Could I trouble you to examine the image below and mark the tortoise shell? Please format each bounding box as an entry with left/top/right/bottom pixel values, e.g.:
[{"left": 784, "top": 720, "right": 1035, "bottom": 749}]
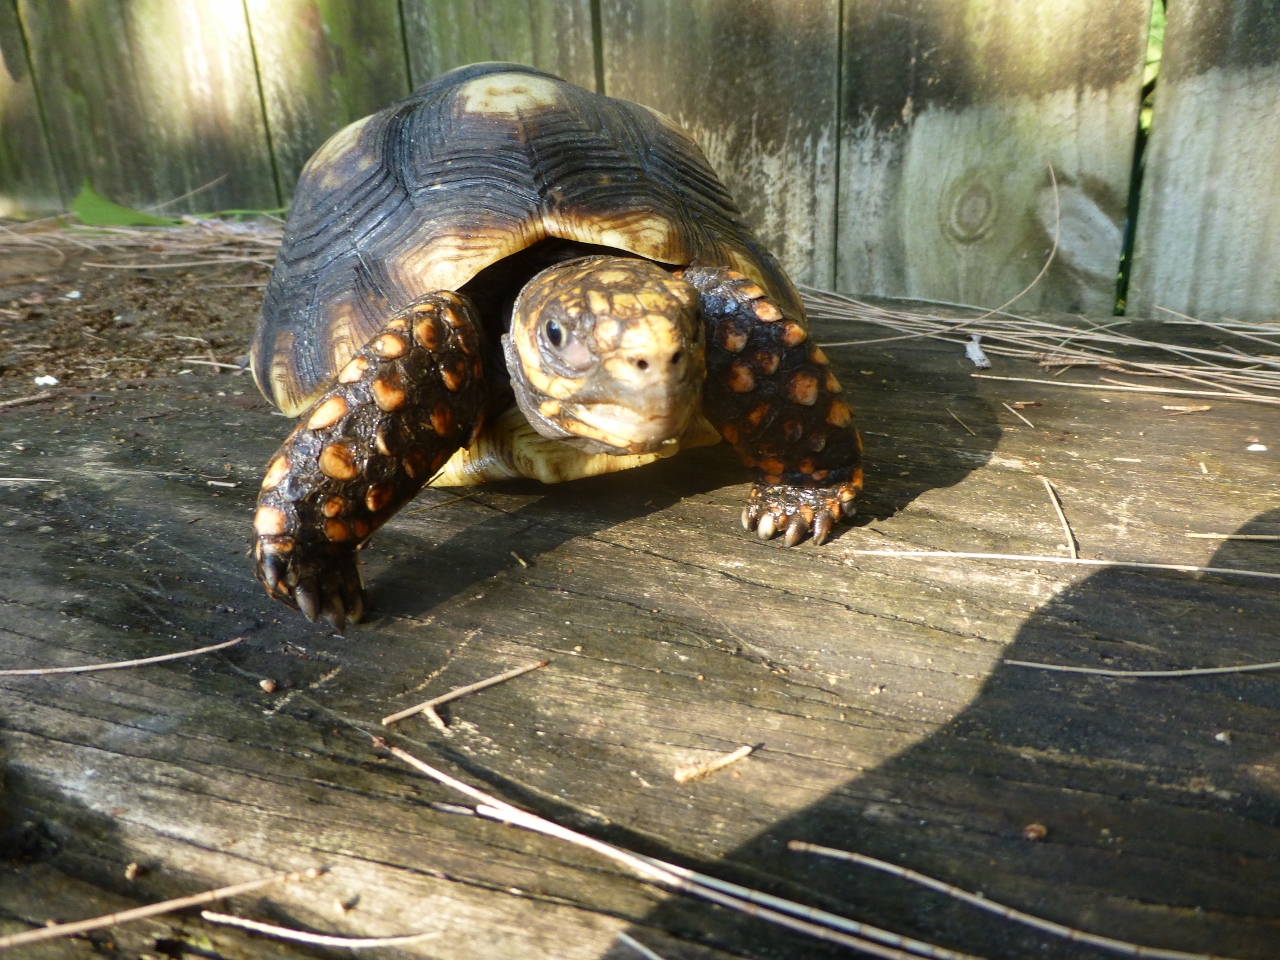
[{"left": 252, "top": 62, "right": 801, "bottom": 417}]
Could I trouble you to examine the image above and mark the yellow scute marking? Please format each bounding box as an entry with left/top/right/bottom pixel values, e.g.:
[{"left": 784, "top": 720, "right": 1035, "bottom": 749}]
[{"left": 459, "top": 75, "right": 563, "bottom": 117}]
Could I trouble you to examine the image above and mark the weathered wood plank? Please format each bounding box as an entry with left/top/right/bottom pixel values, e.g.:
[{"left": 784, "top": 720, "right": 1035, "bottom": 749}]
[
  {"left": 16, "top": 0, "right": 277, "bottom": 213},
  {"left": 0, "top": 0, "right": 61, "bottom": 216},
  {"left": 399, "top": 0, "right": 596, "bottom": 92},
  {"left": 244, "top": 0, "right": 412, "bottom": 200},
  {"left": 1128, "top": 0, "right": 1280, "bottom": 322},
  {"left": 838, "top": 0, "right": 1151, "bottom": 313},
  {"left": 600, "top": 0, "right": 840, "bottom": 288},
  {"left": 3, "top": 263, "right": 1279, "bottom": 958}
]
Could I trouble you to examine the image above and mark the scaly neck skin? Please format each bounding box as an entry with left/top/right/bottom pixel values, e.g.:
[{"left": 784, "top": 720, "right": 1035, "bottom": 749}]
[{"left": 505, "top": 255, "right": 706, "bottom": 455}]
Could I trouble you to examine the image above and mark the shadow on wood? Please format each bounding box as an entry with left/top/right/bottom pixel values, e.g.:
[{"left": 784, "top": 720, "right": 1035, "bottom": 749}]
[{"left": 617, "top": 510, "right": 1280, "bottom": 958}]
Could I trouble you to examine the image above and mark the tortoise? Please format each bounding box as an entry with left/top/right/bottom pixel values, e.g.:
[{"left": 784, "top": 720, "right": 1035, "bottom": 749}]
[{"left": 251, "top": 62, "right": 864, "bottom": 630}]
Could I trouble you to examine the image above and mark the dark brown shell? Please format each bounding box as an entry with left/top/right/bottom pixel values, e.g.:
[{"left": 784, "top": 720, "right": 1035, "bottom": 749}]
[{"left": 253, "top": 62, "right": 800, "bottom": 417}]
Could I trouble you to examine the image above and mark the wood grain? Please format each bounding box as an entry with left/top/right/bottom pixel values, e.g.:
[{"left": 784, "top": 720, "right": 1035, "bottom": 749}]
[
  {"left": 245, "top": 0, "right": 412, "bottom": 200},
  {"left": 1, "top": 282, "right": 1277, "bottom": 957},
  {"left": 0, "top": 0, "right": 61, "bottom": 216},
  {"left": 16, "top": 0, "right": 277, "bottom": 214},
  {"left": 1128, "top": 0, "right": 1280, "bottom": 323},
  {"left": 601, "top": 0, "right": 840, "bottom": 289},
  {"left": 838, "top": 0, "right": 1150, "bottom": 314},
  {"left": 399, "top": 0, "right": 596, "bottom": 91}
]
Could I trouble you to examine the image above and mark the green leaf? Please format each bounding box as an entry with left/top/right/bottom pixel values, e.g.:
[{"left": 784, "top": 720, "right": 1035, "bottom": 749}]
[{"left": 72, "top": 181, "right": 182, "bottom": 226}]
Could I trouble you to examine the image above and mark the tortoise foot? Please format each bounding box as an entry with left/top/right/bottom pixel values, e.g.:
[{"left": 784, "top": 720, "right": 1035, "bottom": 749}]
[
  {"left": 741, "top": 481, "right": 858, "bottom": 546},
  {"left": 252, "top": 292, "right": 487, "bottom": 627},
  {"left": 256, "top": 537, "right": 365, "bottom": 631}
]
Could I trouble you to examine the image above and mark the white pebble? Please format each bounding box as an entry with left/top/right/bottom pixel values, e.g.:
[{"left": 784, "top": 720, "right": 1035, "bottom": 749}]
[
  {"left": 1246, "top": 443, "right": 1267, "bottom": 452},
  {"left": 33, "top": 375, "right": 58, "bottom": 386},
  {"left": 64, "top": 290, "right": 81, "bottom": 299}
]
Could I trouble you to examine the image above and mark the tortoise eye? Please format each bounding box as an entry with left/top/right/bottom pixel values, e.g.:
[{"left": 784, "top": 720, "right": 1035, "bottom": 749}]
[{"left": 545, "top": 319, "right": 564, "bottom": 348}]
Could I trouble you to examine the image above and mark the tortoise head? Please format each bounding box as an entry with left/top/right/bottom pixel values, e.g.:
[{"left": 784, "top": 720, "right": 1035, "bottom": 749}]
[{"left": 503, "top": 256, "right": 705, "bottom": 455}]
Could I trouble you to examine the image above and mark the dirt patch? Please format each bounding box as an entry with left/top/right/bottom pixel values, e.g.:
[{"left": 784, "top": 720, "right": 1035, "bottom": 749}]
[{"left": 0, "top": 248, "right": 266, "bottom": 405}]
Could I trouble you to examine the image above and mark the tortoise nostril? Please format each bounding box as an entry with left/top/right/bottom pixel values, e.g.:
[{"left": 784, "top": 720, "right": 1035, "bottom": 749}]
[
  {"left": 636, "top": 359, "right": 649, "bottom": 371},
  {"left": 671, "top": 351, "right": 683, "bottom": 365}
]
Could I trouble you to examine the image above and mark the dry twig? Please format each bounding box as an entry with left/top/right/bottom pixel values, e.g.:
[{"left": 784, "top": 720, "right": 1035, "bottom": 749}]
[
  {"left": 200, "top": 912, "right": 438, "bottom": 949},
  {"left": 1002, "top": 402, "right": 1036, "bottom": 428},
  {"left": 1004, "top": 658, "right": 1280, "bottom": 679},
  {"left": 381, "top": 660, "right": 548, "bottom": 726},
  {"left": 0, "top": 868, "right": 322, "bottom": 950},
  {"left": 971, "top": 374, "right": 1280, "bottom": 406},
  {"left": 1039, "top": 478, "right": 1078, "bottom": 559},
  {"left": 0, "top": 391, "right": 55, "bottom": 410},
  {"left": 946, "top": 408, "right": 977, "bottom": 436},
  {"left": 844, "top": 549, "right": 1280, "bottom": 582},
  {"left": 616, "top": 931, "right": 669, "bottom": 960},
  {"left": 1185, "top": 533, "right": 1279, "bottom": 541},
  {"left": 384, "top": 744, "right": 982, "bottom": 960},
  {"left": 0, "top": 636, "right": 244, "bottom": 677},
  {"left": 790, "top": 841, "right": 1238, "bottom": 960}
]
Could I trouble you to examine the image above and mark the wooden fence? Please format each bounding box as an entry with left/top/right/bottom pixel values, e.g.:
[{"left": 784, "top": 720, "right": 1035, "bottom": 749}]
[{"left": 1, "top": 0, "right": 1277, "bottom": 320}]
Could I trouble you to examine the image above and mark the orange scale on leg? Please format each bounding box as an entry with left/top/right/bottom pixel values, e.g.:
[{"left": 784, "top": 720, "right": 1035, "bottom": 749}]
[
  {"left": 324, "top": 519, "right": 352, "bottom": 542},
  {"left": 404, "top": 449, "right": 428, "bottom": 479},
  {"left": 753, "top": 301, "right": 782, "bottom": 322},
  {"left": 759, "top": 457, "right": 785, "bottom": 475},
  {"left": 786, "top": 371, "right": 819, "bottom": 406},
  {"left": 365, "top": 483, "right": 394, "bottom": 513},
  {"left": 745, "top": 403, "right": 772, "bottom": 428},
  {"left": 726, "top": 361, "right": 755, "bottom": 393},
  {"left": 827, "top": 400, "right": 853, "bottom": 428}
]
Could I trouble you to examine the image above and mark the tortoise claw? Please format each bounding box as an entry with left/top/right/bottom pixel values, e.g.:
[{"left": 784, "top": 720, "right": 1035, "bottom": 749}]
[
  {"left": 812, "top": 513, "right": 834, "bottom": 545},
  {"left": 323, "top": 592, "right": 347, "bottom": 633},
  {"left": 296, "top": 581, "right": 321, "bottom": 622},
  {"left": 260, "top": 553, "right": 287, "bottom": 592},
  {"left": 756, "top": 513, "right": 777, "bottom": 540},
  {"left": 783, "top": 514, "right": 809, "bottom": 548}
]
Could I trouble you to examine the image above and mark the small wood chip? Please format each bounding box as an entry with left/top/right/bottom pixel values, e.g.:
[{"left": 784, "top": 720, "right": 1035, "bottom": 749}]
[
  {"left": 259, "top": 678, "right": 277, "bottom": 693},
  {"left": 1023, "top": 822, "right": 1048, "bottom": 841},
  {"left": 1162, "top": 404, "right": 1212, "bottom": 414},
  {"left": 674, "top": 744, "right": 753, "bottom": 784}
]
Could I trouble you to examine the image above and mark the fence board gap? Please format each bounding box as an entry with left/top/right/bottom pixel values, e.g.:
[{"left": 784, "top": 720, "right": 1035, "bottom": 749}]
[
  {"left": 837, "top": 0, "right": 1150, "bottom": 314},
  {"left": 1129, "top": 0, "right": 1280, "bottom": 323}
]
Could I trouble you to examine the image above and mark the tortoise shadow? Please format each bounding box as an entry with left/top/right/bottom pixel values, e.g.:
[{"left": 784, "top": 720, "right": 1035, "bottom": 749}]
[{"left": 602, "top": 510, "right": 1280, "bottom": 958}]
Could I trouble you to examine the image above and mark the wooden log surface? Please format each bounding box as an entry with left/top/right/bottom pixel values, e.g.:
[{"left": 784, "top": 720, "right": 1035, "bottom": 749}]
[
  {"left": 244, "top": 0, "right": 413, "bottom": 200},
  {"left": 400, "top": 0, "right": 597, "bottom": 92},
  {"left": 0, "top": 0, "right": 61, "bottom": 217},
  {"left": 838, "top": 0, "right": 1151, "bottom": 315},
  {"left": 601, "top": 0, "right": 840, "bottom": 289},
  {"left": 1, "top": 261, "right": 1279, "bottom": 958},
  {"left": 15, "top": 0, "right": 278, "bottom": 213},
  {"left": 1128, "top": 0, "right": 1280, "bottom": 323}
]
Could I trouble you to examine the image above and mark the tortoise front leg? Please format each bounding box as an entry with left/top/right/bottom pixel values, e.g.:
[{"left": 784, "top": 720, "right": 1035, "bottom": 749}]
[
  {"left": 253, "top": 293, "right": 487, "bottom": 629},
  {"left": 682, "top": 267, "right": 863, "bottom": 546}
]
